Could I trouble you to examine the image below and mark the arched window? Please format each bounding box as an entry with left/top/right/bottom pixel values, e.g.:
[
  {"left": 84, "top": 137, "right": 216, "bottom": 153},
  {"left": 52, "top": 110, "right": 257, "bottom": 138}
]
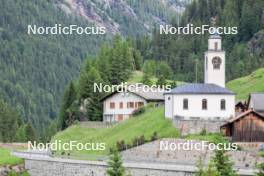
[
  {"left": 202, "top": 99, "right": 207, "bottom": 110},
  {"left": 212, "top": 57, "right": 222, "bottom": 69},
  {"left": 183, "top": 99, "right": 188, "bottom": 110},
  {"left": 221, "top": 99, "right": 226, "bottom": 110}
]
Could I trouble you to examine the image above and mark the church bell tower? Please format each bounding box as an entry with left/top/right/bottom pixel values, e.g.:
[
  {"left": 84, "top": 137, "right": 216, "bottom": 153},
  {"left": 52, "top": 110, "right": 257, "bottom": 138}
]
[{"left": 204, "top": 32, "right": 225, "bottom": 87}]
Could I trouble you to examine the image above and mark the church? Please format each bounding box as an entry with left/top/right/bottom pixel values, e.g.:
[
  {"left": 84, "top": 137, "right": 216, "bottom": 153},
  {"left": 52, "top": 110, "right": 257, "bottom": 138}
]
[{"left": 164, "top": 32, "right": 235, "bottom": 121}]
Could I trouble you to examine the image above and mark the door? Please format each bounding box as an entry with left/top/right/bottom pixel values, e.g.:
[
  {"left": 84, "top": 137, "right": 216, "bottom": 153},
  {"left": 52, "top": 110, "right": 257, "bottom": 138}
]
[{"left": 118, "top": 114, "right": 123, "bottom": 121}]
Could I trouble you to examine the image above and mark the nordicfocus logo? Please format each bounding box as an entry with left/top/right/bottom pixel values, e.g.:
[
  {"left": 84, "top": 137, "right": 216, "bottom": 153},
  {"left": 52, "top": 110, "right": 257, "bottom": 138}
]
[
  {"left": 28, "top": 140, "right": 106, "bottom": 151},
  {"left": 27, "top": 24, "right": 106, "bottom": 35},
  {"left": 160, "top": 24, "right": 238, "bottom": 35},
  {"left": 160, "top": 140, "right": 238, "bottom": 151},
  {"left": 93, "top": 82, "right": 171, "bottom": 93}
]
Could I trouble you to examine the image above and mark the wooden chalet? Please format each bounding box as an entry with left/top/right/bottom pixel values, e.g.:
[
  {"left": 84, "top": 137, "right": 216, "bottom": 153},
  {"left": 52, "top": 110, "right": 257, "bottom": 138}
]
[{"left": 221, "top": 109, "right": 264, "bottom": 142}]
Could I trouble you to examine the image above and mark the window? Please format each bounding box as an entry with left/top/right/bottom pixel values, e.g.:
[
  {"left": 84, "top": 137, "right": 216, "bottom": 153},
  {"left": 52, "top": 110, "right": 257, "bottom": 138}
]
[
  {"left": 214, "top": 42, "right": 218, "bottom": 50},
  {"left": 137, "top": 102, "right": 144, "bottom": 107},
  {"left": 221, "top": 99, "right": 226, "bottom": 110},
  {"left": 202, "top": 99, "right": 207, "bottom": 110},
  {"left": 119, "top": 102, "right": 123, "bottom": 109},
  {"left": 183, "top": 99, "right": 188, "bottom": 110},
  {"left": 110, "top": 102, "right": 115, "bottom": 109},
  {"left": 117, "top": 114, "right": 123, "bottom": 121},
  {"left": 127, "top": 102, "right": 134, "bottom": 108}
]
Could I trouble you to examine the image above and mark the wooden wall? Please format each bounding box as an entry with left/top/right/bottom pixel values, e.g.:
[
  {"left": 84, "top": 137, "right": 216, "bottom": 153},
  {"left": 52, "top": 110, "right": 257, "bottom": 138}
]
[{"left": 232, "top": 113, "right": 264, "bottom": 142}]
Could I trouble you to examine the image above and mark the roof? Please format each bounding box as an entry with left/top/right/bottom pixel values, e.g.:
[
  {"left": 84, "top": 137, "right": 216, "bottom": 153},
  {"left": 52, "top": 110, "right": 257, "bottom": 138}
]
[
  {"left": 100, "top": 85, "right": 164, "bottom": 102},
  {"left": 221, "top": 109, "right": 264, "bottom": 127},
  {"left": 249, "top": 93, "right": 264, "bottom": 112},
  {"left": 164, "top": 83, "right": 235, "bottom": 95},
  {"left": 209, "top": 33, "right": 221, "bottom": 39},
  {"left": 209, "top": 27, "right": 221, "bottom": 39}
]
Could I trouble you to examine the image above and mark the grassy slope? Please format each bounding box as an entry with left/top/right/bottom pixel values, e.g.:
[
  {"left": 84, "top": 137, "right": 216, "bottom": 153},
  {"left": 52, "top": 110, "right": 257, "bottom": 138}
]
[
  {"left": 227, "top": 68, "right": 264, "bottom": 100},
  {"left": 53, "top": 106, "right": 179, "bottom": 157},
  {"left": 0, "top": 147, "right": 23, "bottom": 166}
]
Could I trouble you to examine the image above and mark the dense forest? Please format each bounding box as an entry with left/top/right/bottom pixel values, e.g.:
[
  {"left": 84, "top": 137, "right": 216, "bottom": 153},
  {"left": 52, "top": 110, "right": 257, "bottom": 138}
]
[
  {"left": 0, "top": 97, "right": 36, "bottom": 142},
  {"left": 0, "top": 0, "right": 106, "bottom": 132},
  {"left": 134, "top": 0, "right": 264, "bottom": 82},
  {"left": 0, "top": 0, "right": 187, "bottom": 135}
]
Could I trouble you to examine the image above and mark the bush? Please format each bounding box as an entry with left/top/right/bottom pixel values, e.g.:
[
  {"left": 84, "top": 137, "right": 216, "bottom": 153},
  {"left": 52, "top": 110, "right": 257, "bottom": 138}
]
[
  {"left": 116, "top": 140, "right": 126, "bottom": 151},
  {"left": 151, "top": 131, "right": 158, "bottom": 141},
  {"left": 132, "top": 106, "right": 146, "bottom": 116}
]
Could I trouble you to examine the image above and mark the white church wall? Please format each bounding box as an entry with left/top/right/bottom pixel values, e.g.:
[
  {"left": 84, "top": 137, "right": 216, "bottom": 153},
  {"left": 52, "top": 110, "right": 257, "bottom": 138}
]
[
  {"left": 208, "top": 38, "right": 222, "bottom": 50},
  {"left": 168, "top": 94, "right": 235, "bottom": 120},
  {"left": 164, "top": 94, "right": 173, "bottom": 118}
]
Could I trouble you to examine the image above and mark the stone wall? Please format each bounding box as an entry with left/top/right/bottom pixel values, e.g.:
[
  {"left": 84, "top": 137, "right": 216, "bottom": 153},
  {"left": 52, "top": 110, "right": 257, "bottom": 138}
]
[
  {"left": 13, "top": 138, "right": 262, "bottom": 176},
  {"left": 79, "top": 121, "right": 114, "bottom": 128},
  {"left": 173, "top": 119, "right": 225, "bottom": 136},
  {"left": 121, "top": 139, "right": 264, "bottom": 171},
  {"left": 22, "top": 157, "right": 196, "bottom": 176}
]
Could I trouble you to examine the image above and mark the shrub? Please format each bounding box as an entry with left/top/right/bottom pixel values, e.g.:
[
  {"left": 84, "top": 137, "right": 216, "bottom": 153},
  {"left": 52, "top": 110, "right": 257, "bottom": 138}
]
[
  {"left": 132, "top": 106, "right": 146, "bottom": 116},
  {"left": 116, "top": 140, "right": 126, "bottom": 151},
  {"left": 151, "top": 131, "right": 158, "bottom": 141}
]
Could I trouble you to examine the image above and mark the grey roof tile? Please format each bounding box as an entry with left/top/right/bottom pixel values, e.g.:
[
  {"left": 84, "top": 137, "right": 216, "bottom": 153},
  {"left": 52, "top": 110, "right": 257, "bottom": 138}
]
[
  {"left": 251, "top": 93, "right": 264, "bottom": 112},
  {"left": 165, "top": 83, "right": 235, "bottom": 95}
]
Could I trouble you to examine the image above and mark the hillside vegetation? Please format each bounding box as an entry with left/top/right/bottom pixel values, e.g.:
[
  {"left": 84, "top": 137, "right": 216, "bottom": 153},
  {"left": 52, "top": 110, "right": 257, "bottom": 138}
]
[
  {"left": 52, "top": 106, "right": 179, "bottom": 157},
  {"left": 0, "top": 147, "right": 23, "bottom": 166},
  {"left": 128, "top": 70, "right": 184, "bottom": 86},
  {"left": 227, "top": 68, "right": 264, "bottom": 100}
]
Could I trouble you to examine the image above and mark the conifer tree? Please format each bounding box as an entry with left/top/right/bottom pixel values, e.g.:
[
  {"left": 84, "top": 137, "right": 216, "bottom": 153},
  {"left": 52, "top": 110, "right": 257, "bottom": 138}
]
[
  {"left": 141, "top": 73, "right": 152, "bottom": 86},
  {"left": 59, "top": 81, "right": 77, "bottom": 130},
  {"left": 107, "top": 150, "right": 125, "bottom": 176},
  {"left": 25, "top": 122, "right": 36, "bottom": 142},
  {"left": 133, "top": 49, "right": 143, "bottom": 70},
  {"left": 0, "top": 98, "right": 23, "bottom": 142},
  {"left": 257, "top": 153, "right": 264, "bottom": 176},
  {"left": 213, "top": 150, "right": 238, "bottom": 176},
  {"left": 15, "top": 125, "right": 26, "bottom": 142},
  {"left": 85, "top": 67, "right": 104, "bottom": 121},
  {"left": 196, "top": 158, "right": 220, "bottom": 176},
  {"left": 156, "top": 75, "right": 167, "bottom": 86}
]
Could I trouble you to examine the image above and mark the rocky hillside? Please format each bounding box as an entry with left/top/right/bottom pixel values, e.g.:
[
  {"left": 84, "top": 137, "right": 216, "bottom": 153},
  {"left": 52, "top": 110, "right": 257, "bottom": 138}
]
[{"left": 56, "top": 0, "right": 189, "bottom": 36}]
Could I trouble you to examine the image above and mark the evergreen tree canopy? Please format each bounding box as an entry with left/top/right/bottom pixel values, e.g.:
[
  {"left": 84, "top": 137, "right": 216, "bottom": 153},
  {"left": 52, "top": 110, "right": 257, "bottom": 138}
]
[{"left": 107, "top": 150, "right": 125, "bottom": 176}]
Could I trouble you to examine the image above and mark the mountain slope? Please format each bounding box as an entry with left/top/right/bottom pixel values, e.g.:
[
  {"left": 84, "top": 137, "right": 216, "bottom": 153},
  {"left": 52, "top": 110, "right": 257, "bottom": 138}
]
[
  {"left": 227, "top": 68, "right": 264, "bottom": 100},
  {"left": 0, "top": 0, "right": 189, "bottom": 132},
  {"left": 0, "top": 0, "right": 106, "bottom": 130},
  {"left": 57, "top": 0, "right": 188, "bottom": 36}
]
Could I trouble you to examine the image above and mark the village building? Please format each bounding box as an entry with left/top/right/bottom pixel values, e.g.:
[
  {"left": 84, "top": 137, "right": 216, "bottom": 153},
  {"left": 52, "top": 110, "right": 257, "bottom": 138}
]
[
  {"left": 164, "top": 32, "right": 235, "bottom": 120},
  {"left": 221, "top": 109, "right": 264, "bottom": 142},
  {"left": 101, "top": 85, "right": 164, "bottom": 122},
  {"left": 247, "top": 93, "right": 264, "bottom": 116}
]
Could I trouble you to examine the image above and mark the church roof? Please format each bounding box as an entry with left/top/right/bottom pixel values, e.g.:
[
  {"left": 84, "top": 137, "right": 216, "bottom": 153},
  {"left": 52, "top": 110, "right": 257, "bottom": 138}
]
[{"left": 164, "top": 83, "right": 235, "bottom": 95}]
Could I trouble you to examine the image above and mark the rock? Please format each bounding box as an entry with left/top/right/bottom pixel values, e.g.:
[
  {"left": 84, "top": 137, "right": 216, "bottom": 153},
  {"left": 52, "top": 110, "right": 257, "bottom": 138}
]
[{"left": 248, "top": 30, "right": 264, "bottom": 57}]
